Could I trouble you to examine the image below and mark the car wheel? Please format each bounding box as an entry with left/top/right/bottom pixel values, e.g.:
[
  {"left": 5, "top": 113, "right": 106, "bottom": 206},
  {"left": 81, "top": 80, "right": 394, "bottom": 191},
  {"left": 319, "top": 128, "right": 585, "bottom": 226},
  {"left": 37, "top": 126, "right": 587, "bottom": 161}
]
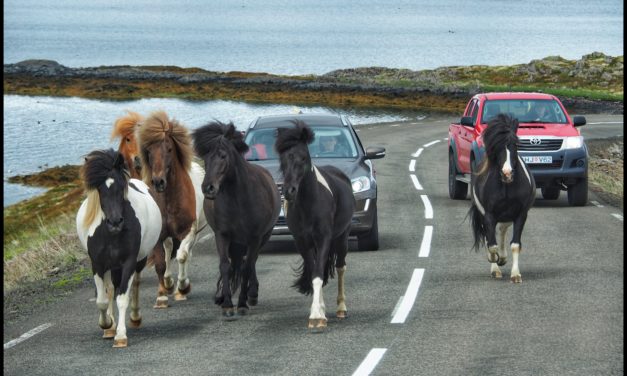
[
  {"left": 357, "top": 208, "right": 379, "bottom": 251},
  {"left": 541, "top": 187, "right": 561, "bottom": 200},
  {"left": 567, "top": 177, "right": 588, "bottom": 206},
  {"left": 449, "top": 151, "right": 468, "bottom": 199}
]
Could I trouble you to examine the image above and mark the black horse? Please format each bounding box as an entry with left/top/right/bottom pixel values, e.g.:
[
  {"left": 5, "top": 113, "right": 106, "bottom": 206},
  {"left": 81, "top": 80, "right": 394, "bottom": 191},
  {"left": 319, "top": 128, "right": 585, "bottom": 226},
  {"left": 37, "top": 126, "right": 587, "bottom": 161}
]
[
  {"left": 275, "top": 120, "right": 355, "bottom": 331},
  {"left": 192, "top": 121, "right": 281, "bottom": 319},
  {"left": 469, "top": 114, "right": 536, "bottom": 283}
]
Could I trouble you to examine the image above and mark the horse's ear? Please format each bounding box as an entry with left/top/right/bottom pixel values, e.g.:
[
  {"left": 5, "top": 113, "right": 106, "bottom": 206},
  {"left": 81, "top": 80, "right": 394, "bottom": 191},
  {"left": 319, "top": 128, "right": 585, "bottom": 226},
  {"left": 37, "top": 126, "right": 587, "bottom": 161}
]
[
  {"left": 225, "top": 122, "right": 249, "bottom": 154},
  {"left": 300, "top": 125, "right": 315, "bottom": 145}
]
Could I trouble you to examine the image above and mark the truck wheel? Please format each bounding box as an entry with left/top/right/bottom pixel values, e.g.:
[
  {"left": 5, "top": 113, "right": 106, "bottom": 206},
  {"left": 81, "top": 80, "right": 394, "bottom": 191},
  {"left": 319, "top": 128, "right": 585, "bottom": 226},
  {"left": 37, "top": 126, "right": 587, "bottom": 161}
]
[
  {"left": 541, "top": 187, "right": 561, "bottom": 200},
  {"left": 567, "top": 178, "right": 588, "bottom": 206},
  {"left": 357, "top": 209, "right": 379, "bottom": 251},
  {"left": 449, "top": 151, "right": 468, "bottom": 199}
]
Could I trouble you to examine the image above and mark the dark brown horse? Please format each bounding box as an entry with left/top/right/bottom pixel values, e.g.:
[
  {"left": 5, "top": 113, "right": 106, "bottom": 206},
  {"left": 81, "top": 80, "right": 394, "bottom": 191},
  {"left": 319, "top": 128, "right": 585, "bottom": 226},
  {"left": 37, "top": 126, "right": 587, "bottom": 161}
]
[
  {"left": 137, "top": 110, "right": 207, "bottom": 308},
  {"left": 111, "top": 111, "right": 143, "bottom": 180},
  {"left": 275, "top": 121, "right": 355, "bottom": 331},
  {"left": 192, "top": 121, "right": 280, "bottom": 319}
]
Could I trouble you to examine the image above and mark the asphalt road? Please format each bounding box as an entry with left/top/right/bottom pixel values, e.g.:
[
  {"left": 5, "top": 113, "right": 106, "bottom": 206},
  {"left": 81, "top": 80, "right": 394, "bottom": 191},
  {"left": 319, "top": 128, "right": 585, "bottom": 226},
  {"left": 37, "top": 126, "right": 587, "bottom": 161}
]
[{"left": 4, "top": 114, "right": 623, "bottom": 375}]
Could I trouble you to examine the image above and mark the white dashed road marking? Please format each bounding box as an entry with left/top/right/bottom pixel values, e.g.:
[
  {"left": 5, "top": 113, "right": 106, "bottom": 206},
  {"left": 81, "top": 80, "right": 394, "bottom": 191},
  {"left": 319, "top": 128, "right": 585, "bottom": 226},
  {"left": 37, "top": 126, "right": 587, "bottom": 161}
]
[
  {"left": 352, "top": 348, "right": 388, "bottom": 376},
  {"left": 4, "top": 323, "right": 53, "bottom": 350},
  {"left": 409, "top": 159, "right": 416, "bottom": 172},
  {"left": 411, "top": 148, "right": 423, "bottom": 158},
  {"left": 418, "top": 226, "right": 433, "bottom": 258},
  {"left": 611, "top": 213, "right": 623, "bottom": 221},
  {"left": 423, "top": 140, "right": 440, "bottom": 148},
  {"left": 420, "top": 195, "right": 433, "bottom": 219},
  {"left": 391, "top": 269, "right": 425, "bottom": 324},
  {"left": 410, "top": 174, "right": 423, "bottom": 190}
]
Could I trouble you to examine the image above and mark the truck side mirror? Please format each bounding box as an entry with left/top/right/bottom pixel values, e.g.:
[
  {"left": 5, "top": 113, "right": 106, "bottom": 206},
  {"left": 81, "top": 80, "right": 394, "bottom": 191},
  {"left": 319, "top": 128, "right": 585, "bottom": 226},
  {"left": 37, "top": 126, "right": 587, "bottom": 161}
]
[
  {"left": 572, "top": 115, "right": 586, "bottom": 127},
  {"left": 460, "top": 116, "right": 474, "bottom": 127},
  {"left": 364, "top": 146, "right": 386, "bottom": 160}
]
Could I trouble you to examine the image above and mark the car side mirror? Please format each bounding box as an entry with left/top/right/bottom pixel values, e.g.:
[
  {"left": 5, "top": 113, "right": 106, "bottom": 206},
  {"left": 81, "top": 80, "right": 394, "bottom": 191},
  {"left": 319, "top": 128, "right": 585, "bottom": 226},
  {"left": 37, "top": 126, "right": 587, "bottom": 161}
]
[
  {"left": 460, "top": 116, "right": 475, "bottom": 127},
  {"left": 365, "top": 146, "right": 386, "bottom": 160},
  {"left": 572, "top": 115, "right": 586, "bottom": 127}
]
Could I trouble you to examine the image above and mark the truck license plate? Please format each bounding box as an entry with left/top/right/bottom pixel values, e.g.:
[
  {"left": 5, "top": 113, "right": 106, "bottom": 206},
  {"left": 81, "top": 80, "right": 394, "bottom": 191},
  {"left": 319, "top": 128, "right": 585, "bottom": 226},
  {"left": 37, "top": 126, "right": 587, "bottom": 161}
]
[{"left": 522, "top": 156, "right": 552, "bottom": 164}]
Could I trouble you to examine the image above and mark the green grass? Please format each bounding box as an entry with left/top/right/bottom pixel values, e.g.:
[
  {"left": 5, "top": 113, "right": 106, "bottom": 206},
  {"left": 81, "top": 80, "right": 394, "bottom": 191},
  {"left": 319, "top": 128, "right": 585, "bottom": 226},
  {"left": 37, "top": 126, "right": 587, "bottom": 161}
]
[{"left": 52, "top": 267, "right": 92, "bottom": 289}]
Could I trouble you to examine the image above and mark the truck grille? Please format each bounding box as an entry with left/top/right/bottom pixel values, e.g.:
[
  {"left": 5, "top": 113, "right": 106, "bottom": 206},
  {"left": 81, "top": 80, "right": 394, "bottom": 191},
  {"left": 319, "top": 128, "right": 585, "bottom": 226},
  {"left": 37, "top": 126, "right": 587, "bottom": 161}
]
[{"left": 518, "top": 139, "right": 563, "bottom": 151}]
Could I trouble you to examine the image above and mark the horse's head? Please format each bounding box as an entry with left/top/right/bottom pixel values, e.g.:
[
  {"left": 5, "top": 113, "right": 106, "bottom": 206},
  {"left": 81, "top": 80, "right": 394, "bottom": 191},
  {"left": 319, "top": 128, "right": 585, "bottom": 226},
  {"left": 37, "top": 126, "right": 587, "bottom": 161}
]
[
  {"left": 138, "top": 111, "right": 193, "bottom": 193},
  {"left": 192, "top": 120, "right": 248, "bottom": 200},
  {"left": 81, "top": 149, "right": 130, "bottom": 233},
  {"left": 483, "top": 114, "right": 520, "bottom": 184},
  {"left": 111, "top": 111, "right": 143, "bottom": 180},
  {"left": 275, "top": 121, "right": 315, "bottom": 201}
]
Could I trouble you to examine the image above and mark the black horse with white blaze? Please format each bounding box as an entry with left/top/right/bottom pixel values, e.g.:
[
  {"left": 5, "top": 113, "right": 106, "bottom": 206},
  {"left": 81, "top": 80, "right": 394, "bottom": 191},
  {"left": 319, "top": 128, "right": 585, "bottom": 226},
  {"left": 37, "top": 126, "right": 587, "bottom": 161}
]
[
  {"left": 469, "top": 114, "right": 536, "bottom": 283},
  {"left": 275, "top": 120, "right": 355, "bottom": 331}
]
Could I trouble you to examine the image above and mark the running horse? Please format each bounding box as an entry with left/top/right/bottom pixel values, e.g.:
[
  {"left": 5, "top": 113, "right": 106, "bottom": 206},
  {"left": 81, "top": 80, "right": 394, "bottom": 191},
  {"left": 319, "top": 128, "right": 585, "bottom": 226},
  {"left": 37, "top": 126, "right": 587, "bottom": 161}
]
[
  {"left": 274, "top": 121, "right": 355, "bottom": 331},
  {"left": 137, "top": 110, "right": 207, "bottom": 308},
  {"left": 76, "top": 149, "right": 162, "bottom": 347},
  {"left": 111, "top": 111, "right": 143, "bottom": 180},
  {"left": 469, "top": 113, "right": 536, "bottom": 283},
  {"left": 192, "top": 121, "right": 280, "bottom": 319}
]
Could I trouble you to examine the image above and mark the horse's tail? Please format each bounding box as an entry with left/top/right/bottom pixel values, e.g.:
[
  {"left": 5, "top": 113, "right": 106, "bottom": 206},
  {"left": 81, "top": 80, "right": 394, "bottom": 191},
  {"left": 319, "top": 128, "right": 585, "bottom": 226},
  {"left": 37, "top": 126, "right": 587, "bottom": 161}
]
[
  {"left": 292, "top": 247, "right": 337, "bottom": 295},
  {"left": 468, "top": 203, "right": 487, "bottom": 252}
]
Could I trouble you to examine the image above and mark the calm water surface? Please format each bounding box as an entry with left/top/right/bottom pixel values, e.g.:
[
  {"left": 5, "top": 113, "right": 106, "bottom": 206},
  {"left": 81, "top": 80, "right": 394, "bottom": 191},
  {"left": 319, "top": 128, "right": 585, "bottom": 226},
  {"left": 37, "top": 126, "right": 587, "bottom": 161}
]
[
  {"left": 4, "top": 0, "right": 623, "bottom": 75},
  {"left": 3, "top": 95, "right": 430, "bottom": 206}
]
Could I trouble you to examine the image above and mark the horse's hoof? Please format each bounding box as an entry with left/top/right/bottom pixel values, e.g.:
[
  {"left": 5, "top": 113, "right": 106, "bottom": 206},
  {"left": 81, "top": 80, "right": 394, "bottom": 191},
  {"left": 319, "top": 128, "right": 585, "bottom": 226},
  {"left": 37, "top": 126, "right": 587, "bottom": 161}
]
[
  {"left": 129, "top": 317, "right": 142, "bottom": 328},
  {"left": 308, "top": 318, "right": 327, "bottom": 332},
  {"left": 496, "top": 257, "right": 508, "bottom": 267},
  {"left": 336, "top": 310, "right": 348, "bottom": 319},
  {"left": 164, "top": 277, "right": 175, "bottom": 294},
  {"left": 112, "top": 337, "right": 128, "bottom": 348},
  {"left": 154, "top": 297, "right": 169, "bottom": 309},
  {"left": 248, "top": 296, "right": 258, "bottom": 306},
  {"left": 511, "top": 275, "right": 522, "bottom": 283},
  {"left": 102, "top": 328, "right": 116, "bottom": 339},
  {"left": 174, "top": 291, "right": 187, "bottom": 301},
  {"left": 491, "top": 270, "right": 502, "bottom": 279},
  {"left": 222, "top": 308, "right": 237, "bottom": 320},
  {"left": 237, "top": 306, "right": 249, "bottom": 316}
]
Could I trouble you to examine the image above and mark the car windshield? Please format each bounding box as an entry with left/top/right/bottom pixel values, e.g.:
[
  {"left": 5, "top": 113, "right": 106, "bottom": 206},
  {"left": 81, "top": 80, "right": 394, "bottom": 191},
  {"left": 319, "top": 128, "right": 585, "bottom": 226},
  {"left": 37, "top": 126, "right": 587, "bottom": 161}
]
[
  {"left": 244, "top": 126, "right": 358, "bottom": 160},
  {"left": 481, "top": 99, "right": 568, "bottom": 124}
]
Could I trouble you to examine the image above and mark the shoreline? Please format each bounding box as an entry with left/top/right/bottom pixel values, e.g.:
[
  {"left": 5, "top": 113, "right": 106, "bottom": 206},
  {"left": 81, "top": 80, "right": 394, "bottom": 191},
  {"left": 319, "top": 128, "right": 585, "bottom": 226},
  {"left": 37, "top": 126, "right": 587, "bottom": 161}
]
[{"left": 4, "top": 52, "right": 623, "bottom": 115}]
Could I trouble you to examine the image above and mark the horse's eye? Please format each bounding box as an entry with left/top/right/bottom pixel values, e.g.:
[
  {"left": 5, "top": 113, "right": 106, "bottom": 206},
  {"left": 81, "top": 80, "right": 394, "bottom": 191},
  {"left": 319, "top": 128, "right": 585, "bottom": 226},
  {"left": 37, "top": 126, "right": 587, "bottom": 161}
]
[
  {"left": 168, "top": 147, "right": 172, "bottom": 153},
  {"left": 126, "top": 137, "right": 131, "bottom": 143}
]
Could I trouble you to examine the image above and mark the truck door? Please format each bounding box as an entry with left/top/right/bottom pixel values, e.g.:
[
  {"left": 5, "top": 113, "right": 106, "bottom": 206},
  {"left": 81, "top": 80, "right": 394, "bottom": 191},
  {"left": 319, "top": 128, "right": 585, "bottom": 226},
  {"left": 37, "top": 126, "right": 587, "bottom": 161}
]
[{"left": 458, "top": 99, "right": 479, "bottom": 172}]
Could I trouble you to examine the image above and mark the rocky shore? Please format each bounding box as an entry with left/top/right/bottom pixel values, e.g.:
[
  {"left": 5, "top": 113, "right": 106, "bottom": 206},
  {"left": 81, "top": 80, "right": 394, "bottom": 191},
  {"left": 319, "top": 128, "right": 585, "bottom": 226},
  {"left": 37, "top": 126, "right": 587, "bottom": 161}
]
[{"left": 4, "top": 52, "right": 623, "bottom": 114}]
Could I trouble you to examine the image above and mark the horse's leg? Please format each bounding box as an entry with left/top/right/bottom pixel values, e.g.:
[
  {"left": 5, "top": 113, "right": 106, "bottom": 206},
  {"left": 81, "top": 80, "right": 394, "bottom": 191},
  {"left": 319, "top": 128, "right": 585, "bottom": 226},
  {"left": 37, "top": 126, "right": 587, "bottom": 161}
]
[
  {"left": 308, "top": 235, "right": 332, "bottom": 331},
  {"left": 215, "top": 234, "right": 235, "bottom": 318},
  {"left": 483, "top": 213, "right": 500, "bottom": 264},
  {"left": 175, "top": 228, "right": 195, "bottom": 301},
  {"left": 112, "top": 262, "right": 136, "bottom": 348},
  {"left": 248, "top": 232, "right": 271, "bottom": 307},
  {"left": 509, "top": 214, "right": 529, "bottom": 283},
  {"left": 129, "top": 271, "right": 142, "bottom": 328},
  {"left": 94, "top": 271, "right": 116, "bottom": 339},
  {"left": 163, "top": 237, "right": 176, "bottom": 295},
  {"left": 496, "top": 222, "right": 512, "bottom": 266},
  {"left": 334, "top": 231, "right": 350, "bottom": 319},
  {"left": 237, "top": 241, "right": 263, "bottom": 315},
  {"left": 152, "top": 241, "right": 169, "bottom": 309}
]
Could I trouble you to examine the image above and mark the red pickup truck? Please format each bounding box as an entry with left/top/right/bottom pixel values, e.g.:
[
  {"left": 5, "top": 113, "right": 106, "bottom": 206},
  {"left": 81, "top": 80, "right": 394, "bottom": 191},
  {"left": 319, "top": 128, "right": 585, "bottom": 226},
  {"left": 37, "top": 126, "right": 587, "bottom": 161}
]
[{"left": 448, "top": 92, "right": 588, "bottom": 206}]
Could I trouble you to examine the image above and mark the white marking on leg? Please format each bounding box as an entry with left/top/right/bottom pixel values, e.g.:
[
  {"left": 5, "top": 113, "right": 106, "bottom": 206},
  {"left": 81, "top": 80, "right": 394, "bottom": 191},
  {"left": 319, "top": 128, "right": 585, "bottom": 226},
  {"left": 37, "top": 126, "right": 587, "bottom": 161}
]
[
  {"left": 391, "top": 268, "right": 425, "bottom": 324},
  {"left": 337, "top": 266, "right": 347, "bottom": 314},
  {"left": 418, "top": 226, "right": 433, "bottom": 258},
  {"left": 163, "top": 238, "right": 174, "bottom": 287},
  {"left": 497, "top": 222, "right": 512, "bottom": 260},
  {"left": 115, "top": 274, "right": 134, "bottom": 342},
  {"left": 352, "top": 348, "right": 387, "bottom": 376},
  {"left": 130, "top": 272, "right": 141, "bottom": 322},
  {"left": 490, "top": 263, "right": 502, "bottom": 278},
  {"left": 420, "top": 195, "right": 433, "bottom": 219},
  {"left": 511, "top": 243, "right": 521, "bottom": 281},
  {"left": 410, "top": 174, "right": 423, "bottom": 190},
  {"left": 310, "top": 277, "right": 325, "bottom": 320},
  {"left": 95, "top": 273, "right": 113, "bottom": 329},
  {"left": 4, "top": 323, "right": 53, "bottom": 350}
]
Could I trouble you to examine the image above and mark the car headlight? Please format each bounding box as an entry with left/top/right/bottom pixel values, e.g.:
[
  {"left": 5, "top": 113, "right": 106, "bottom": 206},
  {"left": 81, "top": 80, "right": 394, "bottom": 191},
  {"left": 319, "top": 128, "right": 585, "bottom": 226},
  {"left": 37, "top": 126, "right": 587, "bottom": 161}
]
[
  {"left": 564, "top": 136, "right": 584, "bottom": 149},
  {"left": 351, "top": 176, "right": 371, "bottom": 193}
]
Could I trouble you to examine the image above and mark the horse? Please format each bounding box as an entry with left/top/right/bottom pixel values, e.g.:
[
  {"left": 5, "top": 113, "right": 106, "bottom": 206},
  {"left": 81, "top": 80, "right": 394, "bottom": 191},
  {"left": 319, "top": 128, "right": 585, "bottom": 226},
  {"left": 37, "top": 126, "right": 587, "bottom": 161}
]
[
  {"left": 469, "top": 113, "right": 536, "bottom": 283},
  {"left": 192, "top": 120, "right": 281, "bottom": 319},
  {"left": 137, "top": 110, "right": 207, "bottom": 308},
  {"left": 274, "top": 120, "right": 355, "bottom": 331},
  {"left": 76, "top": 149, "right": 162, "bottom": 348},
  {"left": 111, "top": 111, "right": 143, "bottom": 180}
]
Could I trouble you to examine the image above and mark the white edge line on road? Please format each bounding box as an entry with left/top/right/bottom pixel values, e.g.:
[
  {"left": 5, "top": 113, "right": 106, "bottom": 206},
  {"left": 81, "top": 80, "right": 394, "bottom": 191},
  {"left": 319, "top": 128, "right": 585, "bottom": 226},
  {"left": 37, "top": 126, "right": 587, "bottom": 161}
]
[
  {"left": 591, "top": 200, "right": 604, "bottom": 208},
  {"left": 419, "top": 226, "right": 433, "bottom": 258},
  {"left": 4, "top": 323, "right": 53, "bottom": 350},
  {"left": 611, "top": 213, "right": 623, "bottom": 221},
  {"left": 587, "top": 121, "right": 623, "bottom": 125},
  {"left": 423, "top": 140, "right": 441, "bottom": 148},
  {"left": 391, "top": 268, "right": 425, "bottom": 324},
  {"left": 443, "top": 137, "right": 448, "bottom": 141},
  {"left": 391, "top": 124, "right": 401, "bottom": 127},
  {"left": 409, "top": 159, "right": 416, "bottom": 172},
  {"left": 411, "top": 148, "right": 424, "bottom": 158},
  {"left": 420, "top": 195, "right": 433, "bottom": 219},
  {"left": 410, "top": 174, "right": 423, "bottom": 190},
  {"left": 352, "top": 348, "right": 388, "bottom": 376}
]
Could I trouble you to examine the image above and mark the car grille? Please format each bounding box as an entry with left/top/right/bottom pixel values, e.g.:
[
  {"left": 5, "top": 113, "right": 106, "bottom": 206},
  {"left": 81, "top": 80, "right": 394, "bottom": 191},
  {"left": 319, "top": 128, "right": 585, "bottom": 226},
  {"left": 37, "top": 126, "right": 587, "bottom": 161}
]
[{"left": 518, "top": 139, "right": 563, "bottom": 151}]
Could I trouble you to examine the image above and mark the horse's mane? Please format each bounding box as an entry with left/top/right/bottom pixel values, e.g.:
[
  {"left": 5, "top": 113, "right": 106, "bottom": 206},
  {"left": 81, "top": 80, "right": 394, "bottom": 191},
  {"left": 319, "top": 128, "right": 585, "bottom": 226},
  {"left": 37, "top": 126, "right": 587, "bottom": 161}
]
[
  {"left": 192, "top": 120, "right": 249, "bottom": 157},
  {"left": 80, "top": 149, "right": 129, "bottom": 228},
  {"left": 138, "top": 111, "right": 194, "bottom": 178},
  {"left": 110, "top": 110, "right": 143, "bottom": 141},
  {"left": 476, "top": 114, "right": 519, "bottom": 175},
  {"left": 275, "top": 120, "right": 315, "bottom": 154}
]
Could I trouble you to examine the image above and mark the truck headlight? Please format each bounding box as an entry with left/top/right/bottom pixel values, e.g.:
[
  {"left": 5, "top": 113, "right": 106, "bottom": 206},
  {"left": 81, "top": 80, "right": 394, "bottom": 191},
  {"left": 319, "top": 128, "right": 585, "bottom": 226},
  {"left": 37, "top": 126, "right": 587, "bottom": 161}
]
[
  {"left": 351, "top": 176, "right": 371, "bottom": 193},
  {"left": 564, "top": 136, "right": 584, "bottom": 149}
]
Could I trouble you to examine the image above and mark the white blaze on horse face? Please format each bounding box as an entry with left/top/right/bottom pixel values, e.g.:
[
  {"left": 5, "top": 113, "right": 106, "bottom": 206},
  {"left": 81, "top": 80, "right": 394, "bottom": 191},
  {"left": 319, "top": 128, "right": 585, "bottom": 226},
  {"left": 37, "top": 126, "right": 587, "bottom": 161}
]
[
  {"left": 105, "top": 177, "right": 115, "bottom": 189},
  {"left": 502, "top": 148, "right": 513, "bottom": 179}
]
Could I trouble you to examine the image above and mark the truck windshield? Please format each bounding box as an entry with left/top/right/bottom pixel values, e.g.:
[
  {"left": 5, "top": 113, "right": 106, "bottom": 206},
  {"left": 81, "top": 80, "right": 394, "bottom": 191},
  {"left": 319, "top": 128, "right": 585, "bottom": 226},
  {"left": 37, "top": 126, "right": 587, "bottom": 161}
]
[{"left": 481, "top": 99, "right": 568, "bottom": 124}]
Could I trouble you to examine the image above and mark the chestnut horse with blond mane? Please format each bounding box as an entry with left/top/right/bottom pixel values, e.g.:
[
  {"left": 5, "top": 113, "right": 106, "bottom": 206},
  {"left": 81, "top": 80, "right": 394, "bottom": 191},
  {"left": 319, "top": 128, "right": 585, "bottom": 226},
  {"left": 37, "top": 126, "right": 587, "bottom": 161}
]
[
  {"left": 137, "top": 110, "right": 207, "bottom": 308},
  {"left": 111, "top": 111, "right": 143, "bottom": 180}
]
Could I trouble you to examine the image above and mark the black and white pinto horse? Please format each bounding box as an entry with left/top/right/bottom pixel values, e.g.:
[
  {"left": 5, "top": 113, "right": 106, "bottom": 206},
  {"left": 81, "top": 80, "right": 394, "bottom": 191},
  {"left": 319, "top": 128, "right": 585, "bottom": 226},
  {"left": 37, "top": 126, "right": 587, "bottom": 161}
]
[
  {"left": 275, "top": 121, "right": 355, "bottom": 331},
  {"left": 192, "top": 121, "right": 281, "bottom": 319},
  {"left": 469, "top": 114, "right": 536, "bottom": 283},
  {"left": 76, "top": 149, "right": 162, "bottom": 347}
]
